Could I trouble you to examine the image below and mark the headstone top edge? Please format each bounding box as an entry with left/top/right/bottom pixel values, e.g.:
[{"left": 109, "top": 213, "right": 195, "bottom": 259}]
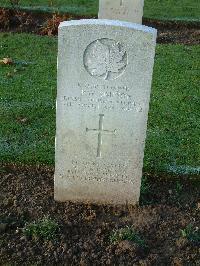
[{"left": 59, "top": 19, "right": 157, "bottom": 36}]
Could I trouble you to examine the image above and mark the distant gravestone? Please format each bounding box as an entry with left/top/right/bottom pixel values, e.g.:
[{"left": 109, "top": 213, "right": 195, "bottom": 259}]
[
  {"left": 98, "top": 0, "right": 144, "bottom": 24},
  {"left": 54, "top": 19, "right": 157, "bottom": 205}
]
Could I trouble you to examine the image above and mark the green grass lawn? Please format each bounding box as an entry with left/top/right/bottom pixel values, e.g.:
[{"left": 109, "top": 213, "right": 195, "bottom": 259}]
[
  {"left": 0, "top": 33, "right": 199, "bottom": 175},
  {"left": 0, "top": 0, "right": 199, "bottom": 21}
]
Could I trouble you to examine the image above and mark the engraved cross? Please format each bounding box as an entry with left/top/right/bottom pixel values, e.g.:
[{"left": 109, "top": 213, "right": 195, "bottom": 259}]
[{"left": 86, "top": 114, "right": 116, "bottom": 158}]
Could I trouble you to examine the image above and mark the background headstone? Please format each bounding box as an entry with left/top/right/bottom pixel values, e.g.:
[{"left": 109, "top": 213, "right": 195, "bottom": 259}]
[
  {"left": 55, "top": 19, "right": 157, "bottom": 205},
  {"left": 98, "top": 0, "right": 144, "bottom": 24}
]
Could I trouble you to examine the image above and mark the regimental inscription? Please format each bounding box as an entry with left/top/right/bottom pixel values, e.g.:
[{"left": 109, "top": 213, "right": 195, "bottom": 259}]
[
  {"left": 63, "top": 83, "right": 143, "bottom": 112},
  {"left": 86, "top": 114, "right": 117, "bottom": 157},
  {"left": 83, "top": 39, "right": 127, "bottom": 80}
]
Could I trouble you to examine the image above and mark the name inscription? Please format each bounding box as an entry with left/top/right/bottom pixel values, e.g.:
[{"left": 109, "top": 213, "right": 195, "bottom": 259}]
[{"left": 63, "top": 83, "right": 143, "bottom": 112}]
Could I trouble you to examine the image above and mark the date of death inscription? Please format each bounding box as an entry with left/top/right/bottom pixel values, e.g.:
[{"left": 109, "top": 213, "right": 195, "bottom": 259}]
[{"left": 62, "top": 83, "right": 143, "bottom": 112}]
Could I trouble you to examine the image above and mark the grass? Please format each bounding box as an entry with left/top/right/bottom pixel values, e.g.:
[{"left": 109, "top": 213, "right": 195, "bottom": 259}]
[
  {"left": 23, "top": 217, "right": 59, "bottom": 240},
  {"left": 140, "top": 176, "right": 151, "bottom": 195},
  {"left": 0, "top": 33, "right": 56, "bottom": 165},
  {"left": 0, "top": 33, "right": 199, "bottom": 174},
  {"left": 181, "top": 225, "right": 200, "bottom": 245},
  {"left": 140, "top": 175, "right": 153, "bottom": 205},
  {"left": 0, "top": 0, "right": 199, "bottom": 22},
  {"left": 110, "top": 226, "right": 146, "bottom": 248},
  {"left": 146, "top": 45, "right": 200, "bottom": 174}
]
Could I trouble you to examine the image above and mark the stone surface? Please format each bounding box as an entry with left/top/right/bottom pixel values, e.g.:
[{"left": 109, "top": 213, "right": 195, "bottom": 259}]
[
  {"left": 55, "top": 19, "right": 157, "bottom": 205},
  {"left": 98, "top": 0, "right": 144, "bottom": 24}
]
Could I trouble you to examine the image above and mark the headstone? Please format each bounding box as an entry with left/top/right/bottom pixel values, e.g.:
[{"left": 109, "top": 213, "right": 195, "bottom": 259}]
[
  {"left": 55, "top": 19, "right": 157, "bottom": 205},
  {"left": 98, "top": 0, "right": 144, "bottom": 24}
]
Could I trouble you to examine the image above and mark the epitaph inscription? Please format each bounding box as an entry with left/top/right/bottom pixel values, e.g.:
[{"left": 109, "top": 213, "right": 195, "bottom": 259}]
[
  {"left": 67, "top": 159, "right": 134, "bottom": 183},
  {"left": 84, "top": 39, "right": 127, "bottom": 80}
]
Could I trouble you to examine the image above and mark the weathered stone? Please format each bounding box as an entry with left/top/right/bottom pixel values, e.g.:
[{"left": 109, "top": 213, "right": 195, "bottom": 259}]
[
  {"left": 98, "top": 0, "right": 144, "bottom": 24},
  {"left": 54, "top": 19, "right": 157, "bottom": 205}
]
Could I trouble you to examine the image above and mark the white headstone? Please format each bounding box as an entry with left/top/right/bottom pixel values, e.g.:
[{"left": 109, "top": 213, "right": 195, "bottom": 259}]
[
  {"left": 98, "top": 0, "right": 144, "bottom": 24},
  {"left": 55, "top": 19, "right": 157, "bottom": 205}
]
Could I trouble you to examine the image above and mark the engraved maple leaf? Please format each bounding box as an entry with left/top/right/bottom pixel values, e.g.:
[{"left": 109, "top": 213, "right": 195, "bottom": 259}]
[
  {"left": 87, "top": 40, "right": 126, "bottom": 80},
  {"left": 108, "top": 42, "right": 126, "bottom": 73}
]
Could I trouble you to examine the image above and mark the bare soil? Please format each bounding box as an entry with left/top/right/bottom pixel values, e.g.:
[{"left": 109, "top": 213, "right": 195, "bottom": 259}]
[
  {"left": 0, "top": 164, "right": 199, "bottom": 265},
  {"left": 0, "top": 8, "right": 200, "bottom": 44}
]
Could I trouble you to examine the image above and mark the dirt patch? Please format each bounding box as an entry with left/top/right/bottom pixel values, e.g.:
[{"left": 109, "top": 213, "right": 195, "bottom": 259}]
[
  {"left": 0, "top": 8, "right": 200, "bottom": 44},
  {"left": 0, "top": 164, "right": 199, "bottom": 265},
  {"left": 143, "top": 18, "right": 200, "bottom": 45}
]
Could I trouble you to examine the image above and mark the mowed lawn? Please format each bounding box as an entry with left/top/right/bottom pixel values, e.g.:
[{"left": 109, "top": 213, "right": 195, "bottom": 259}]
[
  {"left": 0, "top": 33, "right": 199, "bottom": 174},
  {"left": 0, "top": 0, "right": 199, "bottom": 21}
]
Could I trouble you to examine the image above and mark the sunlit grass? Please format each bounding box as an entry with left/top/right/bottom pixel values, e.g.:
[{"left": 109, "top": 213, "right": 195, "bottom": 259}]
[{"left": 0, "top": 33, "right": 199, "bottom": 174}]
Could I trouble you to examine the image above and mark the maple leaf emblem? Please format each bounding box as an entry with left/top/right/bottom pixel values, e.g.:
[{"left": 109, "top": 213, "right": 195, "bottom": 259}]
[{"left": 84, "top": 39, "right": 127, "bottom": 80}]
